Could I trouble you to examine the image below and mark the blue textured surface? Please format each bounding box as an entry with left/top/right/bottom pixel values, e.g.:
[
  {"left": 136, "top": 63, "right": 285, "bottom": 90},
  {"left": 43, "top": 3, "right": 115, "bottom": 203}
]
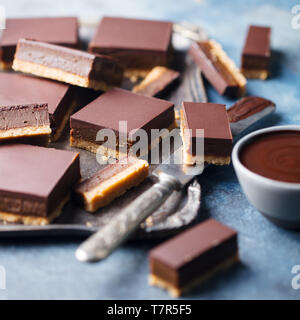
[{"left": 0, "top": 0, "right": 300, "bottom": 300}]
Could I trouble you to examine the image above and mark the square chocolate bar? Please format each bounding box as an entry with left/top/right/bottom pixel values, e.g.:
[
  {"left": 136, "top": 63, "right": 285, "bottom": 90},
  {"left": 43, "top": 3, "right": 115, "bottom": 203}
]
[
  {"left": 0, "top": 144, "right": 80, "bottom": 225},
  {"left": 88, "top": 17, "right": 173, "bottom": 79},
  {"left": 70, "top": 88, "right": 175, "bottom": 158},
  {"left": 180, "top": 102, "right": 232, "bottom": 165},
  {"left": 149, "top": 219, "right": 238, "bottom": 297},
  {"left": 0, "top": 17, "right": 79, "bottom": 69}
]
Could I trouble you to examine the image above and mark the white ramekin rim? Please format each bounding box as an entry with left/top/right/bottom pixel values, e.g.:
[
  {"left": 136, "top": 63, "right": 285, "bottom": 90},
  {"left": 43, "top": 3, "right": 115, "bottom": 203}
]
[{"left": 232, "top": 125, "right": 300, "bottom": 190}]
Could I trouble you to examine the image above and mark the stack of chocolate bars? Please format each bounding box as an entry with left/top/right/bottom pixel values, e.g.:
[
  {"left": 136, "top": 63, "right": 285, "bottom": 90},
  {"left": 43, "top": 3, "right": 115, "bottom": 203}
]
[{"left": 0, "top": 15, "right": 273, "bottom": 296}]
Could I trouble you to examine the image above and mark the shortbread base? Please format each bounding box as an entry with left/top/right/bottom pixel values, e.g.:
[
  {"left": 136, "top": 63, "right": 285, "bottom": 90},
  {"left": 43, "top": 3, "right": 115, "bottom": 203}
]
[
  {"left": 0, "top": 195, "right": 69, "bottom": 226},
  {"left": 0, "top": 125, "right": 51, "bottom": 142},
  {"left": 12, "top": 59, "right": 113, "bottom": 91},
  {"left": 241, "top": 68, "right": 268, "bottom": 80},
  {"left": 124, "top": 68, "right": 151, "bottom": 83},
  {"left": 207, "top": 40, "right": 247, "bottom": 97},
  {"left": 149, "top": 252, "right": 239, "bottom": 298}
]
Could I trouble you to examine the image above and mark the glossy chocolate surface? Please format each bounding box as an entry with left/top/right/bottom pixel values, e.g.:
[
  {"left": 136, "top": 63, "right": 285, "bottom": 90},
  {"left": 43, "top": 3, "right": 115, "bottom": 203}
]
[
  {"left": 0, "top": 17, "right": 79, "bottom": 64},
  {"left": 181, "top": 102, "right": 232, "bottom": 156},
  {"left": 70, "top": 88, "right": 175, "bottom": 141},
  {"left": 240, "top": 131, "right": 300, "bottom": 183},
  {"left": 0, "top": 144, "right": 80, "bottom": 216},
  {"left": 150, "top": 219, "right": 238, "bottom": 288},
  {"left": 227, "top": 96, "right": 275, "bottom": 122},
  {"left": 241, "top": 26, "right": 271, "bottom": 69},
  {"left": 0, "top": 72, "right": 74, "bottom": 134},
  {"left": 89, "top": 17, "right": 172, "bottom": 69}
]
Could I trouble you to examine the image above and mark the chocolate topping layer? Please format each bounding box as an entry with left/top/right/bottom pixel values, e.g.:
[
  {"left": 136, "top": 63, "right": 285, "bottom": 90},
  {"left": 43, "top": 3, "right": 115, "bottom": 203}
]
[
  {"left": 76, "top": 157, "right": 138, "bottom": 193},
  {"left": 242, "top": 26, "right": 271, "bottom": 70},
  {"left": 0, "top": 144, "right": 80, "bottom": 216},
  {"left": 0, "top": 17, "right": 79, "bottom": 64},
  {"left": 181, "top": 102, "right": 232, "bottom": 156},
  {"left": 150, "top": 219, "right": 238, "bottom": 288},
  {"left": 240, "top": 131, "right": 300, "bottom": 183},
  {"left": 227, "top": 96, "right": 275, "bottom": 122},
  {"left": 70, "top": 88, "right": 175, "bottom": 142},
  {"left": 89, "top": 17, "right": 173, "bottom": 69},
  {"left": 0, "top": 72, "right": 74, "bottom": 134},
  {"left": 0, "top": 104, "right": 49, "bottom": 130}
]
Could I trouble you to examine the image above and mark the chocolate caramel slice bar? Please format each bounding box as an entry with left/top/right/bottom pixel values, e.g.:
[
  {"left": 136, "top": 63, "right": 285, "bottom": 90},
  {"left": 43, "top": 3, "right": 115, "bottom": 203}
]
[
  {"left": 70, "top": 88, "right": 175, "bottom": 159},
  {"left": 180, "top": 102, "right": 232, "bottom": 165},
  {"left": 241, "top": 26, "right": 271, "bottom": 80},
  {"left": 0, "top": 73, "right": 76, "bottom": 142},
  {"left": 0, "top": 103, "right": 51, "bottom": 145},
  {"left": 12, "top": 39, "right": 123, "bottom": 91},
  {"left": 74, "top": 157, "right": 149, "bottom": 212},
  {"left": 0, "top": 144, "right": 80, "bottom": 225},
  {"left": 132, "top": 66, "right": 180, "bottom": 97},
  {"left": 189, "top": 40, "right": 246, "bottom": 97},
  {"left": 149, "top": 219, "right": 238, "bottom": 297},
  {"left": 0, "top": 17, "right": 79, "bottom": 69},
  {"left": 88, "top": 17, "right": 173, "bottom": 80}
]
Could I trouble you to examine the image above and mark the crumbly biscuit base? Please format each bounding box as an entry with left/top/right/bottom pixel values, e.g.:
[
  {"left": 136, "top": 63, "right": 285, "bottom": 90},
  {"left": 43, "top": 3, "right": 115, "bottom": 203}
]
[
  {"left": 124, "top": 68, "right": 152, "bottom": 83},
  {"left": 208, "top": 40, "right": 247, "bottom": 96},
  {"left": 0, "top": 125, "right": 51, "bottom": 141},
  {"left": 81, "top": 160, "right": 149, "bottom": 212},
  {"left": 149, "top": 252, "right": 239, "bottom": 298},
  {"left": 70, "top": 136, "right": 129, "bottom": 159},
  {"left": 12, "top": 59, "right": 112, "bottom": 91},
  {"left": 241, "top": 68, "right": 268, "bottom": 80},
  {"left": 0, "top": 194, "right": 70, "bottom": 226},
  {"left": 132, "top": 66, "right": 176, "bottom": 95},
  {"left": 51, "top": 98, "right": 78, "bottom": 142}
]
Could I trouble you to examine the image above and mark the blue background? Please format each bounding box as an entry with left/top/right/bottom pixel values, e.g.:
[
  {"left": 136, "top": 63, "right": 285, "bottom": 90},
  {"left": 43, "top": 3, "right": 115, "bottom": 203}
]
[{"left": 0, "top": 0, "right": 300, "bottom": 299}]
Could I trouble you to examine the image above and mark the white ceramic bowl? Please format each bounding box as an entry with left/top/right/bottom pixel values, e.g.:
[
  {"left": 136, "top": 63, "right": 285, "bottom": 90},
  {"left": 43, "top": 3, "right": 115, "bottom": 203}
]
[{"left": 232, "top": 125, "right": 300, "bottom": 229}]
